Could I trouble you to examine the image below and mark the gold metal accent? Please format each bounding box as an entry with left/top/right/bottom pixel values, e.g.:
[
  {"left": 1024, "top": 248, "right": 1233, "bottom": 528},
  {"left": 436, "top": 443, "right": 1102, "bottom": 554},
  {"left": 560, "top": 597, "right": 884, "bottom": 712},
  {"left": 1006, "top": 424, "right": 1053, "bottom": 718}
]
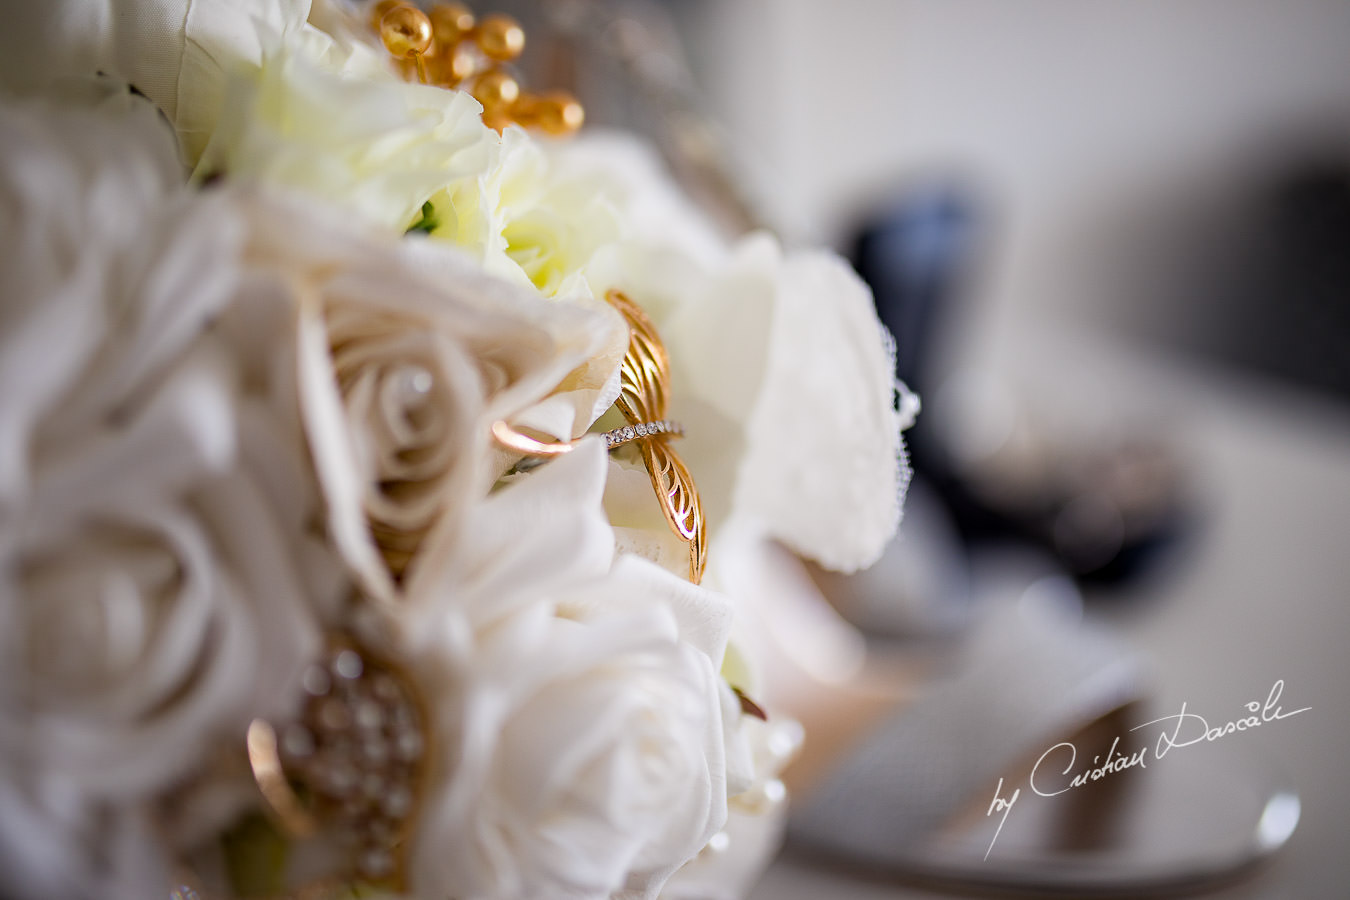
[
  {"left": 470, "top": 69, "right": 520, "bottom": 113},
  {"left": 369, "top": 0, "right": 407, "bottom": 30},
  {"left": 488, "top": 290, "right": 707, "bottom": 584},
  {"left": 246, "top": 719, "right": 319, "bottom": 837},
  {"left": 513, "top": 90, "right": 585, "bottom": 137},
  {"left": 475, "top": 13, "right": 525, "bottom": 61},
  {"left": 379, "top": 5, "right": 434, "bottom": 83},
  {"left": 367, "top": 1, "right": 583, "bottom": 135},
  {"left": 490, "top": 419, "right": 576, "bottom": 458},
  {"left": 429, "top": 1, "right": 475, "bottom": 44},
  {"left": 245, "top": 637, "right": 432, "bottom": 892},
  {"left": 606, "top": 289, "right": 706, "bottom": 584}
]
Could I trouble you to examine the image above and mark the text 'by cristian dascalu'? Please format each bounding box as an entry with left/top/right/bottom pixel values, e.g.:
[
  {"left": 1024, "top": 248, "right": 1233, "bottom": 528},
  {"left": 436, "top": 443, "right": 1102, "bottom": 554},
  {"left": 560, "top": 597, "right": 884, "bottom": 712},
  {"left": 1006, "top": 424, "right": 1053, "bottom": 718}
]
[{"left": 982, "top": 679, "right": 1310, "bottom": 860}]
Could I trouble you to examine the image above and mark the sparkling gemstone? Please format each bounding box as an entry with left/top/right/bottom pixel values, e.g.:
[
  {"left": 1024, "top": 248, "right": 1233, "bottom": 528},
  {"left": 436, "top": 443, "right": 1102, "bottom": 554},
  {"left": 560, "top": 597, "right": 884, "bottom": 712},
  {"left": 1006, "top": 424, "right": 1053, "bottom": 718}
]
[
  {"left": 366, "top": 816, "right": 398, "bottom": 844},
  {"left": 317, "top": 761, "right": 358, "bottom": 797},
  {"left": 362, "top": 736, "right": 390, "bottom": 766},
  {"left": 622, "top": 425, "right": 635, "bottom": 441},
  {"left": 357, "top": 846, "right": 394, "bottom": 879},
  {"left": 353, "top": 699, "right": 384, "bottom": 732},
  {"left": 325, "top": 734, "right": 357, "bottom": 759},
  {"left": 371, "top": 673, "right": 402, "bottom": 703},
  {"left": 635, "top": 423, "right": 648, "bottom": 436},
  {"left": 332, "top": 649, "right": 364, "bottom": 681},
  {"left": 280, "top": 724, "right": 316, "bottom": 760},
  {"left": 393, "top": 728, "right": 424, "bottom": 762},
  {"left": 338, "top": 794, "right": 371, "bottom": 822},
  {"left": 361, "top": 772, "right": 388, "bottom": 800},
  {"left": 316, "top": 697, "right": 352, "bottom": 733},
  {"left": 301, "top": 664, "right": 332, "bottom": 698},
  {"left": 382, "top": 785, "right": 413, "bottom": 819},
  {"left": 390, "top": 701, "right": 418, "bottom": 728}
]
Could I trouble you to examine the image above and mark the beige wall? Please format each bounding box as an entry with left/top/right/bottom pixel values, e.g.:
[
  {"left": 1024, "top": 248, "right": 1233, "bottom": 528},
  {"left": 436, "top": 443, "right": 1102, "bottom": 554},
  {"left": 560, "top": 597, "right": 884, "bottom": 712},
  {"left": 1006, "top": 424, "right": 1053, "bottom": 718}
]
[{"left": 685, "top": 0, "right": 1350, "bottom": 387}]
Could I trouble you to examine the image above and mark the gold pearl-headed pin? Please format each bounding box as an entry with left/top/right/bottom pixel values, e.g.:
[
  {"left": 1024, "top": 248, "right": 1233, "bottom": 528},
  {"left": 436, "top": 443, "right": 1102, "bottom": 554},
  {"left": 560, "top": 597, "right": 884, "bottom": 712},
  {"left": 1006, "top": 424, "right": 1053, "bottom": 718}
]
[
  {"left": 527, "top": 90, "right": 585, "bottom": 136},
  {"left": 380, "top": 5, "right": 433, "bottom": 57},
  {"left": 471, "top": 69, "right": 520, "bottom": 112},
  {"left": 474, "top": 13, "right": 525, "bottom": 62},
  {"left": 370, "top": 2, "right": 584, "bottom": 135},
  {"left": 369, "top": 0, "right": 408, "bottom": 31},
  {"left": 381, "top": 5, "right": 434, "bottom": 82},
  {"left": 429, "top": 2, "right": 475, "bottom": 47}
]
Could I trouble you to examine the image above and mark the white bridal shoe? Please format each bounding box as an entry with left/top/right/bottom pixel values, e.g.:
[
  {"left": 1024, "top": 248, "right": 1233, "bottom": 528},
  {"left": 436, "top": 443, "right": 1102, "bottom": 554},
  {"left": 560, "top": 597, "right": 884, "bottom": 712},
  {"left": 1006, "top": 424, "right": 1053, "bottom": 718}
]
[{"left": 726, "top": 539, "right": 1301, "bottom": 896}]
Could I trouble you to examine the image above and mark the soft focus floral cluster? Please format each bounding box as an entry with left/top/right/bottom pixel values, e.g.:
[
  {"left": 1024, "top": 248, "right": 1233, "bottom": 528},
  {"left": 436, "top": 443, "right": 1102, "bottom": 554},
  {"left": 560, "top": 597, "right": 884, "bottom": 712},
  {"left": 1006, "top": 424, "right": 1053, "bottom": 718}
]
[{"left": 0, "top": 2, "right": 909, "bottom": 899}]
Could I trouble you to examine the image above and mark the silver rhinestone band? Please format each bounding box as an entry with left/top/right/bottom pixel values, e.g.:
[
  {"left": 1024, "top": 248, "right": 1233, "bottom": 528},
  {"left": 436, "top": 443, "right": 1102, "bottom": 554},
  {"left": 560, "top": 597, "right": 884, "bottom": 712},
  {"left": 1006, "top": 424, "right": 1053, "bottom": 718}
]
[{"left": 603, "top": 420, "right": 684, "bottom": 449}]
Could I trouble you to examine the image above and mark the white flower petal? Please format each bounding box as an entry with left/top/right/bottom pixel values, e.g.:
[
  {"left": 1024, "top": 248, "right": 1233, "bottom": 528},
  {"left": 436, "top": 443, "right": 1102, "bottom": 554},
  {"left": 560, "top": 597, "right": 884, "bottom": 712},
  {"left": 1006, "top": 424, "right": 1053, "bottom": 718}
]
[
  {"left": 588, "top": 233, "right": 907, "bottom": 574},
  {"left": 26, "top": 345, "right": 237, "bottom": 538},
  {"left": 200, "top": 46, "right": 494, "bottom": 230},
  {"left": 243, "top": 187, "right": 624, "bottom": 596},
  {"left": 734, "top": 237, "right": 906, "bottom": 572},
  {"left": 406, "top": 439, "right": 616, "bottom": 633},
  {"left": 0, "top": 93, "right": 329, "bottom": 900}
]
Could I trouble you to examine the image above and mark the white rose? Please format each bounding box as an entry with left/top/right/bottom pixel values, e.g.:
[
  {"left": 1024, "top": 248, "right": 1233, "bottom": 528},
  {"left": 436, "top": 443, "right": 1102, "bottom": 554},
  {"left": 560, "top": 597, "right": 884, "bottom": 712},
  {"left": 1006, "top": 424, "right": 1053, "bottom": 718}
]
[
  {"left": 0, "top": 0, "right": 399, "bottom": 162},
  {"left": 235, "top": 190, "right": 626, "bottom": 602},
  {"left": 0, "top": 91, "right": 328, "bottom": 898},
  {"left": 730, "top": 237, "right": 907, "bottom": 571},
  {"left": 587, "top": 233, "right": 907, "bottom": 574},
  {"left": 385, "top": 443, "right": 735, "bottom": 900}
]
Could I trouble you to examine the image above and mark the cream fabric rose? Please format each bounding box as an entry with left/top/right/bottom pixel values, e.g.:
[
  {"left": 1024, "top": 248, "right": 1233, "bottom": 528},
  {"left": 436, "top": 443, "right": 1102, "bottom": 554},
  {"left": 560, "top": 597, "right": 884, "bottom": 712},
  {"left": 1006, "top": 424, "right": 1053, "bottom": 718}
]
[
  {"left": 380, "top": 443, "right": 736, "bottom": 900},
  {"left": 661, "top": 715, "right": 804, "bottom": 900},
  {"left": 0, "top": 91, "right": 327, "bottom": 899},
  {"left": 587, "top": 233, "right": 907, "bottom": 574},
  {"left": 235, "top": 190, "right": 626, "bottom": 602}
]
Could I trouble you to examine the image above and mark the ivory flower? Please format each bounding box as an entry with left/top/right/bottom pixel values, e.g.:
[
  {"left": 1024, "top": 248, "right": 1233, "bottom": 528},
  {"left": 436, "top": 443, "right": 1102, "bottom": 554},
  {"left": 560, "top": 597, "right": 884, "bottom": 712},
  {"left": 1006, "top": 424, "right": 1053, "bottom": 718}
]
[
  {"left": 423, "top": 128, "right": 622, "bottom": 297},
  {"left": 0, "top": 7, "right": 900, "bottom": 898},
  {"left": 423, "top": 128, "right": 725, "bottom": 298},
  {"left": 386, "top": 444, "right": 738, "bottom": 900},
  {"left": 587, "top": 234, "right": 907, "bottom": 574},
  {"left": 236, "top": 190, "right": 626, "bottom": 601},
  {"left": 0, "top": 91, "right": 327, "bottom": 899},
  {"left": 200, "top": 45, "right": 495, "bottom": 232},
  {"left": 0, "top": 0, "right": 348, "bottom": 162}
]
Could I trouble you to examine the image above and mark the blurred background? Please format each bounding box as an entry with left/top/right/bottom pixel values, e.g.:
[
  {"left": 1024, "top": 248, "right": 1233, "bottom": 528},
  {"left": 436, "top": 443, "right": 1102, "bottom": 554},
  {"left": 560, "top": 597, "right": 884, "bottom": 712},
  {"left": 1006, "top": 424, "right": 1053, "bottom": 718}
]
[{"left": 507, "top": 1, "right": 1350, "bottom": 896}]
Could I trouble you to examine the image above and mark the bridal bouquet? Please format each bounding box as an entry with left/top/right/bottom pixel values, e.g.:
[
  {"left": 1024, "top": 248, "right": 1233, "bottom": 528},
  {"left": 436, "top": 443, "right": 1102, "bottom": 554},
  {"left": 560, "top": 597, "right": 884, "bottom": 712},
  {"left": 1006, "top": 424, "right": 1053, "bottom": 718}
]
[{"left": 0, "top": 2, "right": 910, "bottom": 898}]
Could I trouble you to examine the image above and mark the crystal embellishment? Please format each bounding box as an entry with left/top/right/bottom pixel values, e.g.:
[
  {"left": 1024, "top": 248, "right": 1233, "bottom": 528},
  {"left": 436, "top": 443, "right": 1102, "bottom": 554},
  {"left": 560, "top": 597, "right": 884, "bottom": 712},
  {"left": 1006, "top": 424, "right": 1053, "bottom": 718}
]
[
  {"left": 264, "top": 639, "right": 428, "bottom": 887},
  {"left": 602, "top": 419, "right": 685, "bottom": 449}
]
